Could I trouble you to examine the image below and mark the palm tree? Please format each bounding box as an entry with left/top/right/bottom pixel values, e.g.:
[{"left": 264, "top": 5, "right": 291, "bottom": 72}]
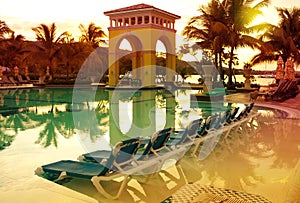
[
  {"left": 184, "top": 0, "right": 271, "bottom": 89},
  {"left": 0, "top": 32, "right": 29, "bottom": 68},
  {"left": 79, "top": 22, "right": 107, "bottom": 48},
  {"left": 222, "top": 0, "right": 271, "bottom": 88},
  {"left": 58, "top": 33, "right": 93, "bottom": 80},
  {"left": 251, "top": 7, "right": 300, "bottom": 66},
  {"left": 183, "top": 0, "right": 228, "bottom": 82},
  {"left": 0, "top": 20, "right": 12, "bottom": 39},
  {"left": 32, "top": 22, "right": 68, "bottom": 79}
]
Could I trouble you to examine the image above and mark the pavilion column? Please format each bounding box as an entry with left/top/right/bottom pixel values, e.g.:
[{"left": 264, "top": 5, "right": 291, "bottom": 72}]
[
  {"left": 108, "top": 52, "right": 119, "bottom": 86},
  {"left": 131, "top": 51, "right": 139, "bottom": 80},
  {"left": 166, "top": 53, "right": 176, "bottom": 82},
  {"left": 142, "top": 50, "right": 156, "bottom": 86}
]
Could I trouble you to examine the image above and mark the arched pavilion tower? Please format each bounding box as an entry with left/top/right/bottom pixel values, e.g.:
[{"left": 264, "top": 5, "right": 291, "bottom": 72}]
[{"left": 104, "top": 3, "right": 180, "bottom": 86}]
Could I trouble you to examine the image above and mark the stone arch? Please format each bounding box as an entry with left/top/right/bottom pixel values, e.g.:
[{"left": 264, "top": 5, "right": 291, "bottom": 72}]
[
  {"left": 157, "top": 34, "right": 174, "bottom": 54},
  {"left": 155, "top": 34, "right": 177, "bottom": 82},
  {"left": 114, "top": 33, "right": 145, "bottom": 84},
  {"left": 115, "top": 33, "right": 144, "bottom": 54}
]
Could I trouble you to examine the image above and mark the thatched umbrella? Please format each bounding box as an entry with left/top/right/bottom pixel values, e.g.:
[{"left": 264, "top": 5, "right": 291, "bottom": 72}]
[
  {"left": 275, "top": 56, "right": 284, "bottom": 83},
  {"left": 284, "top": 58, "right": 295, "bottom": 80},
  {"left": 14, "top": 66, "right": 19, "bottom": 77}
]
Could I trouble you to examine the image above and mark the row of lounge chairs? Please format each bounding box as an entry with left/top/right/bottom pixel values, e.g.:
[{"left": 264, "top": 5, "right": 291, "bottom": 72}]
[
  {"left": 35, "top": 102, "right": 258, "bottom": 199},
  {"left": 0, "top": 75, "right": 32, "bottom": 86},
  {"left": 270, "top": 79, "right": 299, "bottom": 102},
  {"left": 35, "top": 127, "right": 188, "bottom": 199},
  {"left": 257, "top": 79, "right": 299, "bottom": 102}
]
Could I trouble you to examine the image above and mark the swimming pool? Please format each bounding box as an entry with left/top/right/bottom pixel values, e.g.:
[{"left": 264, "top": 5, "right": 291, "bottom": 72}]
[{"left": 0, "top": 87, "right": 299, "bottom": 203}]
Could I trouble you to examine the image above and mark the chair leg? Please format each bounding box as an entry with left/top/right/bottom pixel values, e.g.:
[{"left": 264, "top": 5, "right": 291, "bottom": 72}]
[{"left": 91, "top": 174, "right": 131, "bottom": 199}]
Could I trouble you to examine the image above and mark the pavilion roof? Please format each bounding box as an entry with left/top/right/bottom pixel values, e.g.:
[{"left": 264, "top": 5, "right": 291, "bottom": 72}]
[{"left": 104, "top": 3, "right": 180, "bottom": 19}]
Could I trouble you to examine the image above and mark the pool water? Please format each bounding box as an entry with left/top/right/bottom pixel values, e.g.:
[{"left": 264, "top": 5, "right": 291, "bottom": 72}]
[{"left": 0, "top": 87, "right": 299, "bottom": 203}]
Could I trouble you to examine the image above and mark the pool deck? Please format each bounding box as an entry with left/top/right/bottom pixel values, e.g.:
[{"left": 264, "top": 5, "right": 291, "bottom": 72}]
[{"left": 225, "top": 85, "right": 300, "bottom": 118}]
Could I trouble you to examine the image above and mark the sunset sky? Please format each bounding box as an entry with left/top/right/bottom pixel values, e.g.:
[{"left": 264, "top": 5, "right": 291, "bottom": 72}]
[{"left": 0, "top": 0, "right": 300, "bottom": 69}]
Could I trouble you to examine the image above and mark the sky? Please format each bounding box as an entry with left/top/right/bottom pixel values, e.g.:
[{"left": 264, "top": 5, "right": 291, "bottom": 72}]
[{"left": 0, "top": 0, "right": 300, "bottom": 69}]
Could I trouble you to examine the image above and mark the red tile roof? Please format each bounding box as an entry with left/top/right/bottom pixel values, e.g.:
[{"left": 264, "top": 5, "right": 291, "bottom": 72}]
[{"left": 104, "top": 3, "right": 180, "bottom": 19}]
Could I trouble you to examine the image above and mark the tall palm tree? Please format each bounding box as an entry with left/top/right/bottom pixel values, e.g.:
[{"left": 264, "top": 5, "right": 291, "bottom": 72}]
[
  {"left": 221, "top": 0, "right": 271, "bottom": 88},
  {"left": 184, "top": 0, "right": 271, "bottom": 89},
  {"left": 251, "top": 7, "right": 300, "bottom": 66},
  {"left": 183, "top": 0, "right": 228, "bottom": 82},
  {"left": 79, "top": 22, "right": 107, "bottom": 48},
  {"left": 32, "top": 22, "right": 68, "bottom": 79}
]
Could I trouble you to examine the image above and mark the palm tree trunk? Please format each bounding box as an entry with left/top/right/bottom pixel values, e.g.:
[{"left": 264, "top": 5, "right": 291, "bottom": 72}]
[
  {"left": 228, "top": 45, "right": 235, "bottom": 89},
  {"left": 218, "top": 52, "right": 224, "bottom": 82},
  {"left": 214, "top": 52, "right": 218, "bottom": 82}
]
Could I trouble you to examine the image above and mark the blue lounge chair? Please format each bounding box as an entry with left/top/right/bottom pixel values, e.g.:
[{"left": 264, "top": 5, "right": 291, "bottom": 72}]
[
  {"left": 167, "top": 118, "right": 203, "bottom": 147},
  {"left": 222, "top": 107, "right": 240, "bottom": 125},
  {"left": 79, "top": 127, "right": 174, "bottom": 163},
  {"left": 197, "top": 114, "right": 220, "bottom": 136},
  {"left": 232, "top": 103, "right": 254, "bottom": 122},
  {"left": 137, "top": 127, "right": 174, "bottom": 160},
  {"left": 35, "top": 137, "right": 142, "bottom": 199},
  {"left": 191, "top": 108, "right": 238, "bottom": 157}
]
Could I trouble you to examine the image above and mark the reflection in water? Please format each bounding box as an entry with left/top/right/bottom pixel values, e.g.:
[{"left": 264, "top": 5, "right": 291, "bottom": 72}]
[
  {"left": 0, "top": 88, "right": 180, "bottom": 149},
  {"left": 0, "top": 88, "right": 110, "bottom": 149}
]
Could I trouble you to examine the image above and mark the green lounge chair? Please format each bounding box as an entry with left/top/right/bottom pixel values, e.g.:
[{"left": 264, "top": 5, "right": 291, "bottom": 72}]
[{"left": 35, "top": 137, "right": 142, "bottom": 199}]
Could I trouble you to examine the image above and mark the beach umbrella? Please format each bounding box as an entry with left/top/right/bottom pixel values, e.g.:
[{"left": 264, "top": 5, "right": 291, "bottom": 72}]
[
  {"left": 25, "top": 66, "right": 29, "bottom": 77},
  {"left": 284, "top": 58, "right": 295, "bottom": 80},
  {"left": 275, "top": 56, "right": 284, "bottom": 81},
  {"left": 46, "top": 66, "right": 50, "bottom": 76},
  {"left": 14, "top": 66, "right": 19, "bottom": 77}
]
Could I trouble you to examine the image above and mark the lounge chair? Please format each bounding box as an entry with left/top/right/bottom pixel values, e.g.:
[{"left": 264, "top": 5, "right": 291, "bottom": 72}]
[
  {"left": 223, "top": 107, "right": 240, "bottom": 125},
  {"left": 191, "top": 107, "right": 240, "bottom": 157},
  {"left": 1, "top": 75, "right": 14, "bottom": 86},
  {"left": 272, "top": 80, "right": 299, "bottom": 101},
  {"left": 136, "top": 127, "right": 174, "bottom": 160},
  {"left": 78, "top": 127, "right": 187, "bottom": 184},
  {"left": 197, "top": 114, "right": 220, "bottom": 137},
  {"left": 79, "top": 127, "right": 174, "bottom": 163},
  {"left": 167, "top": 118, "right": 203, "bottom": 147},
  {"left": 17, "top": 75, "right": 30, "bottom": 84},
  {"left": 8, "top": 76, "right": 19, "bottom": 85},
  {"left": 222, "top": 103, "right": 257, "bottom": 137},
  {"left": 35, "top": 137, "right": 142, "bottom": 199},
  {"left": 165, "top": 182, "right": 272, "bottom": 203},
  {"left": 231, "top": 103, "right": 254, "bottom": 122},
  {"left": 189, "top": 114, "right": 222, "bottom": 158}
]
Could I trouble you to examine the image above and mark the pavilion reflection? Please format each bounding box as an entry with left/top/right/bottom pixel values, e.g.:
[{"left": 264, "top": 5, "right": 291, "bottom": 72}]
[{"left": 107, "top": 89, "right": 176, "bottom": 145}]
